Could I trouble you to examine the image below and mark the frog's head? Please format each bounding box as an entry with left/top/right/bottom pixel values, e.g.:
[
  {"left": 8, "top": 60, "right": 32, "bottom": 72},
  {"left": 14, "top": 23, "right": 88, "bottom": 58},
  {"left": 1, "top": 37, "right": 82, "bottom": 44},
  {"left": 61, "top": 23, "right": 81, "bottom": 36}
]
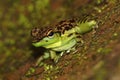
[{"left": 31, "top": 27, "right": 61, "bottom": 47}]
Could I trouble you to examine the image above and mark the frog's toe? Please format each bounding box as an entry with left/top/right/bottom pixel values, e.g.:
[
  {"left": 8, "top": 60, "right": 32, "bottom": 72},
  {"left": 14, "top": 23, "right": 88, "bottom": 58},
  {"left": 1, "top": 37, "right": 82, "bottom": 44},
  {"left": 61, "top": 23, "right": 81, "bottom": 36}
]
[
  {"left": 35, "top": 56, "right": 44, "bottom": 67},
  {"left": 77, "top": 38, "right": 84, "bottom": 46},
  {"left": 54, "top": 56, "right": 60, "bottom": 63}
]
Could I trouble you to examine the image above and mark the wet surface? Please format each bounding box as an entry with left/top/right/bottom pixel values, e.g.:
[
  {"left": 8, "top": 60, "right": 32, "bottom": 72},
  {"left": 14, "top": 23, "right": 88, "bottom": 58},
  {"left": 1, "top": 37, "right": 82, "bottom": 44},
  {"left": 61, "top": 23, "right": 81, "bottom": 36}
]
[{"left": 0, "top": 0, "right": 120, "bottom": 80}]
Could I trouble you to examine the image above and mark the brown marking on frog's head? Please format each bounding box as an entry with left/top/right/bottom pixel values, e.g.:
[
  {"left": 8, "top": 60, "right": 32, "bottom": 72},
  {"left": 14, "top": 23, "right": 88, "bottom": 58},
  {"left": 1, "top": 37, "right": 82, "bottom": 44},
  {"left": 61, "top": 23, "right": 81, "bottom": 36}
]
[{"left": 31, "top": 27, "right": 53, "bottom": 42}]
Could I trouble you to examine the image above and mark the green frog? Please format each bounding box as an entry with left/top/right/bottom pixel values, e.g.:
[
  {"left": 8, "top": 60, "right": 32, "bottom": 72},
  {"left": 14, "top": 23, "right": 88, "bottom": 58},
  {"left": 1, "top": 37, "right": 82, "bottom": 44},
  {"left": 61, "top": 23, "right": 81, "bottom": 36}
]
[{"left": 31, "top": 19, "right": 98, "bottom": 66}]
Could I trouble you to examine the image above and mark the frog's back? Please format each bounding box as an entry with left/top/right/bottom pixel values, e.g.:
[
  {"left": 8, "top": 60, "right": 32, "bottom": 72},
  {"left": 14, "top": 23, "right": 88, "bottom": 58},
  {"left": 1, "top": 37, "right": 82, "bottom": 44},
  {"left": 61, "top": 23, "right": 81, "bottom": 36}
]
[{"left": 31, "top": 18, "right": 79, "bottom": 42}]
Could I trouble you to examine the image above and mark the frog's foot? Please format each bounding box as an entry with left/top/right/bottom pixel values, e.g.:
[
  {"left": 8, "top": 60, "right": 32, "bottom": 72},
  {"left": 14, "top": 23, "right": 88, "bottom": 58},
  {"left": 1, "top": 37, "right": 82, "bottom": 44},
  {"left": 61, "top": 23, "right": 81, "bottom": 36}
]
[
  {"left": 50, "top": 50, "right": 65, "bottom": 63},
  {"left": 36, "top": 51, "right": 50, "bottom": 67},
  {"left": 35, "top": 56, "right": 44, "bottom": 67},
  {"left": 76, "top": 37, "right": 84, "bottom": 46},
  {"left": 60, "top": 51, "right": 64, "bottom": 56},
  {"left": 92, "top": 23, "right": 98, "bottom": 35},
  {"left": 53, "top": 55, "right": 60, "bottom": 63},
  {"left": 49, "top": 50, "right": 58, "bottom": 63},
  {"left": 66, "top": 49, "right": 71, "bottom": 53},
  {"left": 54, "top": 51, "right": 65, "bottom": 63},
  {"left": 66, "top": 47, "right": 75, "bottom": 53}
]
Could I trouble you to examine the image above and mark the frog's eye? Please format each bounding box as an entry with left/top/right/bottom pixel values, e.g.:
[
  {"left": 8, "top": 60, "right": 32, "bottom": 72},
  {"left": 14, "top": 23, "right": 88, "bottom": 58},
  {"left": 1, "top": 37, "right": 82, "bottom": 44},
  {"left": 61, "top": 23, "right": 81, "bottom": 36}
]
[
  {"left": 47, "top": 31, "right": 55, "bottom": 39},
  {"left": 48, "top": 31, "right": 54, "bottom": 36}
]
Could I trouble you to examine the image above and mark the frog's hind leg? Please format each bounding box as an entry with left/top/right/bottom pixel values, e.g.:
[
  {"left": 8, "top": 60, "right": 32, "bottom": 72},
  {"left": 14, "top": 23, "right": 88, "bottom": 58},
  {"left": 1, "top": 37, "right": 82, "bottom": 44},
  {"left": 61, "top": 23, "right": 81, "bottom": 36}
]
[{"left": 76, "top": 34, "right": 84, "bottom": 46}]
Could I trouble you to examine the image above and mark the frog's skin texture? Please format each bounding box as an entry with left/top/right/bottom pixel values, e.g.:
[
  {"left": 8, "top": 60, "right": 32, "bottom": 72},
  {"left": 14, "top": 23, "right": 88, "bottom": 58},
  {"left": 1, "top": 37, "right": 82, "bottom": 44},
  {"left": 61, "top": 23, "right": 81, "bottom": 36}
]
[{"left": 31, "top": 19, "right": 98, "bottom": 66}]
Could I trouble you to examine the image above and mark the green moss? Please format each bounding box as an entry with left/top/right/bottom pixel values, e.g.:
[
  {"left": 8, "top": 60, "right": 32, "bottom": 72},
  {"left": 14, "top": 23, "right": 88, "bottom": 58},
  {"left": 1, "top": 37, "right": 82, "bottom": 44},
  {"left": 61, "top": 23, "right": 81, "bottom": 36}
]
[
  {"left": 27, "top": 3, "right": 34, "bottom": 12},
  {"left": 96, "top": 0, "right": 104, "bottom": 4},
  {"left": 43, "top": 64, "right": 60, "bottom": 80},
  {"left": 35, "top": 0, "right": 50, "bottom": 11},
  {"left": 18, "top": 14, "right": 31, "bottom": 27},
  {"left": 25, "top": 67, "right": 36, "bottom": 77},
  {"left": 97, "top": 47, "right": 112, "bottom": 54},
  {"left": 113, "top": 32, "right": 118, "bottom": 37},
  {"left": 108, "top": 0, "right": 117, "bottom": 4}
]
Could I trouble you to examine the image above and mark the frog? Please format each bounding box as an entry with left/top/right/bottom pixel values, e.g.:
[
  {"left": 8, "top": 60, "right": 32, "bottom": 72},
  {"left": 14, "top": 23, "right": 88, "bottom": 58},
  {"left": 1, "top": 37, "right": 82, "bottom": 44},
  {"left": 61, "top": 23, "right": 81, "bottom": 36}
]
[{"left": 31, "top": 18, "right": 98, "bottom": 66}]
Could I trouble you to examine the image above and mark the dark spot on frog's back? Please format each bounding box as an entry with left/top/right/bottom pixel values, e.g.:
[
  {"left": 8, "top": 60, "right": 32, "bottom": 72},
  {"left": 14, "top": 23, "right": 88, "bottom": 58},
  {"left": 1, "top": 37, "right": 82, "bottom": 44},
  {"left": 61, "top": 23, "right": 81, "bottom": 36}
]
[
  {"left": 67, "top": 33, "right": 73, "bottom": 37},
  {"left": 55, "top": 19, "right": 77, "bottom": 34}
]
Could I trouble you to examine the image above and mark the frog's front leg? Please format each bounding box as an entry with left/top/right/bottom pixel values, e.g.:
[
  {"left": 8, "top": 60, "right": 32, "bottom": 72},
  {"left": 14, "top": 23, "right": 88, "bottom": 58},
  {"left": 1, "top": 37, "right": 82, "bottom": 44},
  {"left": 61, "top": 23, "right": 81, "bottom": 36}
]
[
  {"left": 26, "top": 51, "right": 51, "bottom": 76},
  {"left": 36, "top": 50, "right": 50, "bottom": 67},
  {"left": 36, "top": 50, "right": 63, "bottom": 66},
  {"left": 50, "top": 50, "right": 64, "bottom": 63}
]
